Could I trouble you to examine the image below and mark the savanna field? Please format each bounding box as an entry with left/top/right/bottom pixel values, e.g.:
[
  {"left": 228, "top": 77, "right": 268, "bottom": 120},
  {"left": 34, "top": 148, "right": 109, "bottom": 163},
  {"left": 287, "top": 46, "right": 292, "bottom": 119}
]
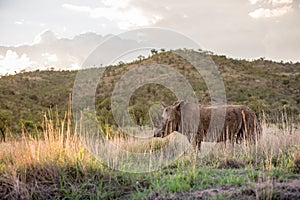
[{"left": 0, "top": 50, "right": 300, "bottom": 199}]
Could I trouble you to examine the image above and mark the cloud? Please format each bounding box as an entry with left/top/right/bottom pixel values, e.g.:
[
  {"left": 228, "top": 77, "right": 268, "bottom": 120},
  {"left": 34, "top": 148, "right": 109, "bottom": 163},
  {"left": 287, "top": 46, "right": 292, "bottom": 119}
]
[
  {"left": 42, "top": 53, "right": 58, "bottom": 62},
  {"left": 70, "top": 63, "right": 80, "bottom": 70},
  {"left": 248, "top": 0, "right": 293, "bottom": 19},
  {"left": 249, "top": 5, "right": 292, "bottom": 18},
  {"left": 14, "top": 21, "right": 23, "bottom": 25},
  {"left": 62, "top": 3, "right": 161, "bottom": 29},
  {"left": 249, "top": 0, "right": 293, "bottom": 5},
  {"left": 0, "top": 31, "right": 112, "bottom": 75},
  {"left": 61, "top": 4, "right": 91, "bottom": 13},
  {"left": 101, "top": 0, "right": 131, "bottom": 9},
  {"left": 0, "top": 50, "right": 35, "bottom": 75},
  {"left": 249, "top": 0, "right": 261, "bottom": 4},
  {"left": 34, "top": 30, "right": 57, "bottom": 44},
  {"left": 270, "top": 0, "right": 293, "bottom": 6}
]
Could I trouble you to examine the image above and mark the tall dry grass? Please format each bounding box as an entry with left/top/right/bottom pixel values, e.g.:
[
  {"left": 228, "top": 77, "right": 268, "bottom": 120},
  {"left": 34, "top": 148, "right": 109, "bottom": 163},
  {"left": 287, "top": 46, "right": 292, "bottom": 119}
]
[
  {"left": 0, "top": 106, "right": 299, "bottom": 172},
  {"left": 0, "top": 104, "right": 87, "bottom": 169},
  {"left": 0, "top": 104, "right": 100, "bottom": 199},
  {"left": 197, "top": 112, "right": 300, "bottom": 171}
]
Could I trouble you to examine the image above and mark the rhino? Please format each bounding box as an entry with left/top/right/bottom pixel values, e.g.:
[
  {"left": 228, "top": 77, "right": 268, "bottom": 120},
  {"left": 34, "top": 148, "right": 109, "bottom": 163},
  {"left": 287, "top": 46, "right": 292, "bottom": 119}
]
[{"left": 151, "top": 100, "right": 261, "bottom": 150}]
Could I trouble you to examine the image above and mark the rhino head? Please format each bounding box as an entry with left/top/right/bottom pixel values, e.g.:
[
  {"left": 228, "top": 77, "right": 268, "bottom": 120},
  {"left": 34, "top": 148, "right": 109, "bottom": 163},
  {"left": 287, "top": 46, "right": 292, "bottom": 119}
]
[
  {"left": 152, "top": 101, "right": 183, "bottom": 138},
  {"left": 152, "top": 100, "right": 200, "bottom": 138}
]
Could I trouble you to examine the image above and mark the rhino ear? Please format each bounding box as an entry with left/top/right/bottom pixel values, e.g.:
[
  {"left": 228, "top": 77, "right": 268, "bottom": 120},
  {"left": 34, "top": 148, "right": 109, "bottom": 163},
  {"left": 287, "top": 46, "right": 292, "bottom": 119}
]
[
  {"left": 174, "top": 100, "right": 184, "bottom": 110},
  {"left": 161, "top": 101, "right": 167, "bottom": 108}
]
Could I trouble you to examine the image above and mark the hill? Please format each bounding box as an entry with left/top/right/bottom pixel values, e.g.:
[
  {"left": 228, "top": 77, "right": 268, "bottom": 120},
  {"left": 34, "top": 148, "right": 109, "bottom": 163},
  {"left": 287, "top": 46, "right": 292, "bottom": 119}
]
[{"left": 0, "top": 49, "right": 299, "bottom": 137}]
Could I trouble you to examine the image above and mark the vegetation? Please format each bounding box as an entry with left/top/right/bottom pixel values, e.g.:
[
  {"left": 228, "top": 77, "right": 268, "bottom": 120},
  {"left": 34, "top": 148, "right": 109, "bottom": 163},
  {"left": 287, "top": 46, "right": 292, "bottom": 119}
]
[
  {"left": 0, "top": 50, "right": 299, "bottom": 135},
  {"left": 0, "top": 106, "right": 299, "bottom": 199},
  {"left": 0, "top": 49, "right": 299, "bottom": 198}
]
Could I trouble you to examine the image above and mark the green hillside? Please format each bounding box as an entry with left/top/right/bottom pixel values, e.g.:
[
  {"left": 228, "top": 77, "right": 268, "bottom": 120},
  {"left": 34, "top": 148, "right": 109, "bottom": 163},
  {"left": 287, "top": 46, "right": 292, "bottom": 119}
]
[{"left": 0, "top": 50, "right": 299, "bottom": 137}]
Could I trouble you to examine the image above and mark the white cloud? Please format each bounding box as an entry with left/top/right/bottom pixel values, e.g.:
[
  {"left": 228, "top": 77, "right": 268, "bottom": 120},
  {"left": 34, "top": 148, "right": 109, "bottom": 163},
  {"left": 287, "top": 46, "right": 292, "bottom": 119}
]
[
  {"left": 61, "top": 4, "right": 91, "bottom": 13},
  {"left": 62, "top": 3, "right": 160, "bottom": 29},
  {"left": 14, "top": 21, "right": 23, "bottom": 25},
  {"left": 249, "top": 0, "right": 293, "bottom": 5},
  {"left": 70, "top": 63, "right": 80, "bottom": 70},
  {"left": 42, "top": 53, "right": 58, "bottom": 62},
  {"left": 249, "top": 5, "right": 292, "bottom": 18},
  {"left": 34, "top": 29, "right": 57, "bottom": 44},
  {"left": 249, "top": 0, "right": 262, "bottom": 4},
  {"left": 270, "top": 0, "right": 293, "bottom": 6},
  {"left": 0, "top": 50, "right": 35, "bottom": 75},
  {"left": 101, "top": 0, "right": 131, "bottom": 9},
  {"left": 14, "top": 19, "right": 26, "bottom": 25}
]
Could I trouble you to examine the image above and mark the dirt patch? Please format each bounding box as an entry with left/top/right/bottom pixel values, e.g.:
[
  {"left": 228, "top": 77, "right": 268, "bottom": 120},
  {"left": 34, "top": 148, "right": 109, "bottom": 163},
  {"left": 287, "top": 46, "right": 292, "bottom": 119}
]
[{"left": 147, "top": 179, "right": 300, "bottom": 200}]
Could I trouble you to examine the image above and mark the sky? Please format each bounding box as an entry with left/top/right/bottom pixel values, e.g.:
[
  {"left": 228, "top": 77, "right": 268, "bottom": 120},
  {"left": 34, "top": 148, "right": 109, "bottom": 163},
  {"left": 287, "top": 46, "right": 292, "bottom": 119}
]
[{"left": 0, "top": 0, "right": 299, "bottom": 75}]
